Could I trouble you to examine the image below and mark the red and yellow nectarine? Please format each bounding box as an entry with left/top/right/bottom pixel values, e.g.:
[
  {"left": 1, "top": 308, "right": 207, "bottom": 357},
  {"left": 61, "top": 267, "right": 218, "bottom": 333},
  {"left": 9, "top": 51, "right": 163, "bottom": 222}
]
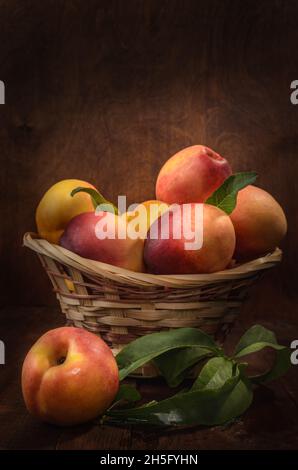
[
  {"left": 60, "top": 211, "right": 145, "bottom": 272},
  {"left": 144, "top": 203, "right": 235, "bottom": 274},
  {"left": 21, "top": 327, "right": 119, "bottom": 426},
  {"left": 156, "top": 145, "right": 232, "bottom": 204}
]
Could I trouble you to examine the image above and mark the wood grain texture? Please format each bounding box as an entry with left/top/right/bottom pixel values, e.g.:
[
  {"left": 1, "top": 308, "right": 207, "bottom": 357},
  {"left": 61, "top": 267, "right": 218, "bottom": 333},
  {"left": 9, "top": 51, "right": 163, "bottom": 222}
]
[{"left": 0, "top": 0, "right": 297, "bottom": 325}]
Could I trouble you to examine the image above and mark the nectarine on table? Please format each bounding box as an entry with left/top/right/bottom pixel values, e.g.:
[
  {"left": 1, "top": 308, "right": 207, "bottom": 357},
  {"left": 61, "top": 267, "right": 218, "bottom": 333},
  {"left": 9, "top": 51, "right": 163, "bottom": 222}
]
[
  {"left": 144, "top": 203, "right": 235, "bottom": 274},
  {"left": 36, "top": 179, "right": 96, "bottom": 244},
  {"left": 60, "top": 211, "right": 145, "bottom": 272},
  {"left": 230, "top": 185, "right": 287, "bottom": 260},
  {"left": 21, "top": 327, "right": 119, "bottom": 426},
  {"left": 156, "top": 145, "right": 232, "bottom": 204}
]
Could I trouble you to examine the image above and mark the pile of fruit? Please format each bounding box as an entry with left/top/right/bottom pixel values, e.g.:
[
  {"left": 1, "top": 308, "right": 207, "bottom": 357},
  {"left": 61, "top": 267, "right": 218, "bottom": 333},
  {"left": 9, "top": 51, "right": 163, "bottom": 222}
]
[{"left": 35, "top": 145, "right": 287, "bottom": 275}]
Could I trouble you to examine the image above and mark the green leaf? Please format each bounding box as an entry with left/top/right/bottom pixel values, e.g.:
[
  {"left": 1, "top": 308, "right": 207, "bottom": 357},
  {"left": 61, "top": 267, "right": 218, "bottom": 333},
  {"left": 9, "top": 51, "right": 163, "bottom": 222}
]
[
  {"left": 116, "top": 328, "right": 221, "bottom": 381},
  {"left": 107, "top": 358, "right": 252, "bottom": 426},
  {"left": 105, "top": 326, "right": 290, "bottom": 427},
  {"left": 234, "top": 324, "right": 291, "bottom": 384},
  {"left": 114, "top": 384, "right": 141, "bottom": 404},
  {"left": 154, "top": 346, "right": 212, "bottom": 387},
  {"left": 191, "top": 357, "right": 236, "bottom": 391},
  {"left": 235, "top": 324, "right": 277, "bottom": 355},
  {"left": 71, "top": 187, "right": 118, "bottom": 215},
  {"left": 205, "top": 172, "right": 258, "bottom": 214}
]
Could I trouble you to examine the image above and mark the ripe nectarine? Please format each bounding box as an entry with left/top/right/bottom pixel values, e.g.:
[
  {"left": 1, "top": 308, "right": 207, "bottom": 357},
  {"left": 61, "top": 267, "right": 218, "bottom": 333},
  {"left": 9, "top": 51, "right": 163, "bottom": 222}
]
[
  {"left": 60, "top": 211, "right": 144, "bottom": 272},
  {"left": 144, "top": 204, "right": 235, "bottom": 274},
  {"left": 21, "top": 327, "right": 119, "bottom": 426},
  {"left": 156, "top": 145, "right": 232, "bottom": 204},
  {"left": 230, "top": 185, "right": 287, "bottom": 260}
]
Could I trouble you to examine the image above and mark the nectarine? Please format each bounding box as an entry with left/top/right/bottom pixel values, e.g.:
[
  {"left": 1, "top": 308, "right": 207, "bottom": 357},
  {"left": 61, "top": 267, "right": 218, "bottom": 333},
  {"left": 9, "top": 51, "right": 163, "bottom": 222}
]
[
  {"left": 60, "top": 211, "right": 144, "bottom": 272},
  {"left": 144, "top": 203, "right": 236, "bottom": 274},
  {"left": 122, "top": 200, "right": 169, "bottom": 239},
  {"left": 21, "top": 327, "right": 119, "bottom": 426},
  {"left": 156, "top": 145, "right": 232, "bottom": 204},
  {"left": 230, "top": 185, "right": 287, "bottom": 260}
]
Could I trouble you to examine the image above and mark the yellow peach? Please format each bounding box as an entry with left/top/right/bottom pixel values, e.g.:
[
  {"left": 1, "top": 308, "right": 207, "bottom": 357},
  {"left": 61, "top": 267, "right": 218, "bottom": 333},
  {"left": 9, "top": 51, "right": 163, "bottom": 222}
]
[
  {"left": 230, "top": 185, "right": 287, "bottom": 260},
  {"left": 122, "top": 200, "right": 169, "bottom": 239},
  {"left": 36, "top": 179, "right": 96, "bottom": 244}
]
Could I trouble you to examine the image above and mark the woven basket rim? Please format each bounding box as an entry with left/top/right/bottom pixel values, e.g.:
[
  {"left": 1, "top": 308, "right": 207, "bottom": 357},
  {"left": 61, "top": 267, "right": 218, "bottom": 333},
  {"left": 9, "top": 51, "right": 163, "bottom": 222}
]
[{"left": 23, "top": 232, "right": 282, "bottom": 288}]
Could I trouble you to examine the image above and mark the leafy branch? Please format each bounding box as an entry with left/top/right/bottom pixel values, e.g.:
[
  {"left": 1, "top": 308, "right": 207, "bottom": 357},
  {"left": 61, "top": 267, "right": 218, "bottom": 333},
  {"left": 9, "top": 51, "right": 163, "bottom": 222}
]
[{"left": 104, "top": 325, "right": 291, "bottom": 427}]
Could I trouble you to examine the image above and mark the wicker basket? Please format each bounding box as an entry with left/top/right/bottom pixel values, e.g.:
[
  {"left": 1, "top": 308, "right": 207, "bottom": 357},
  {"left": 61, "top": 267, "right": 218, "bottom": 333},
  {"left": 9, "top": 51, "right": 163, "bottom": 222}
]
[{"left": 23, "top": 232, "right": 282, "bottom": 376}]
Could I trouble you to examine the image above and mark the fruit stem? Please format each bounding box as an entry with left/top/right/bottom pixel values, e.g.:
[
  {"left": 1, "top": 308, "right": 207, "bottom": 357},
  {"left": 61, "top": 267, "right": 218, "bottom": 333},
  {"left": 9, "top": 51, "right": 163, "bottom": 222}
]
[{"left": 71, "top": 187, "right": 118, "bottom": 215}]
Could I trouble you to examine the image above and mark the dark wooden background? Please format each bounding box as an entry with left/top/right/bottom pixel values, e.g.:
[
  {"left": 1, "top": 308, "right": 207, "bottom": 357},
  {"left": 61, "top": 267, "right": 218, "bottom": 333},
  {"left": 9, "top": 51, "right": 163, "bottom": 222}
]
[
  {"left": 1, "top": 0, "right": 298, "bottom": 451},
  {"left": 0, "top": 0, "right": 298, "bottom": 311}
]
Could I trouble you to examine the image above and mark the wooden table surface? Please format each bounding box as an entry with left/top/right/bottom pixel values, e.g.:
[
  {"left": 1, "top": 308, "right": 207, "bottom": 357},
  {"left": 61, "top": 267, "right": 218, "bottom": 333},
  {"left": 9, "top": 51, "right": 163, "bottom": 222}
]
[{"left": 0, "top": 306, "right": 297, "bottom": 450}]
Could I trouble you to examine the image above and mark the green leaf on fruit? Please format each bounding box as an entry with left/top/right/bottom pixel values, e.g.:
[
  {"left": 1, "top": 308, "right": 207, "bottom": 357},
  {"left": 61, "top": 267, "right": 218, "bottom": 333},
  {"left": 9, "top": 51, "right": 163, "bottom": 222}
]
[
  {"left": 71, "top": 187, "right": 118, "bottom": 215},
  {"left": 206, "top": 172, "right": 258, "bottom": 214}
]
